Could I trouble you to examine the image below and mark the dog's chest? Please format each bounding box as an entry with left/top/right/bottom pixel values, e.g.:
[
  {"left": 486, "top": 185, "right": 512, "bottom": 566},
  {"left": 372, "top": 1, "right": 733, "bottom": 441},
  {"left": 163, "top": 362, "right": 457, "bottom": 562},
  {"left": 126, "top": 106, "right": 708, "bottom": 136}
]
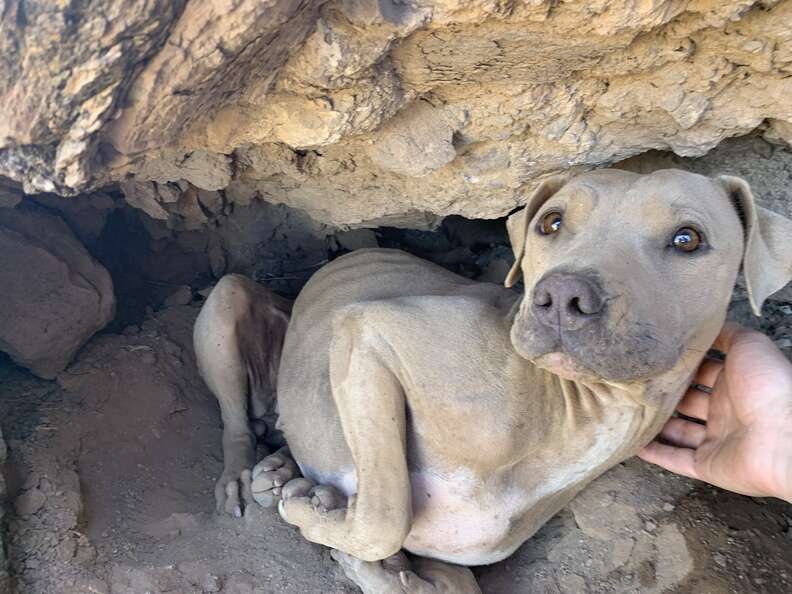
[{"left": 403, "top": 405, "right": 639, "bottom": 566}]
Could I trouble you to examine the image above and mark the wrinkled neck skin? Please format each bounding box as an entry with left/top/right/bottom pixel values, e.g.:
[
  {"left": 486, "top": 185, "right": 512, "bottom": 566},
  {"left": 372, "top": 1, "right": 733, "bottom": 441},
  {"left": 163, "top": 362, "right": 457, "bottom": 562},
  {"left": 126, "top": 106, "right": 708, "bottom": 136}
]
[{"left": 526, "top": 345, "right": 705, "bottom": 467}]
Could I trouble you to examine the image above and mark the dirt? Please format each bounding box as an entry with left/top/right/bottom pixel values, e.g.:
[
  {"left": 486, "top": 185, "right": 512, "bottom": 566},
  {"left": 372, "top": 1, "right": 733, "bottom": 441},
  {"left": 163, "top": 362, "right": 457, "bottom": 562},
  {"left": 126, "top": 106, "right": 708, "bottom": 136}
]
[
  {"left": 0, "top": 306, "right": 357, "bottom": 594},
  {"left": 0, "top": 254, "right": 791, "bottom": 594}
]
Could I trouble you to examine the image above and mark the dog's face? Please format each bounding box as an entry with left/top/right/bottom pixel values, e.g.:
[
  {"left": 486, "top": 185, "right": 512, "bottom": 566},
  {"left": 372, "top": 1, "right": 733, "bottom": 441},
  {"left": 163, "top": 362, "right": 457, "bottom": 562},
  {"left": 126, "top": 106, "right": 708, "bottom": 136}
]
[{"left": 506, "top": 169, "right": 792, "bottom": 382}]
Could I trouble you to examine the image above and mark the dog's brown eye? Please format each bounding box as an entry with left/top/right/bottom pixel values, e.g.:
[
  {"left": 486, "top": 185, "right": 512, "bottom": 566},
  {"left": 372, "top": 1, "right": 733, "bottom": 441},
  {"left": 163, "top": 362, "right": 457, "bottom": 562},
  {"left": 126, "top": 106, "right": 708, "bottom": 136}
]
[
  {"left": 671, "top": 227, "right": 702, "bottom": 252},
  {"left": 538, "top": 211, "right": 563, "bottom": 235}
]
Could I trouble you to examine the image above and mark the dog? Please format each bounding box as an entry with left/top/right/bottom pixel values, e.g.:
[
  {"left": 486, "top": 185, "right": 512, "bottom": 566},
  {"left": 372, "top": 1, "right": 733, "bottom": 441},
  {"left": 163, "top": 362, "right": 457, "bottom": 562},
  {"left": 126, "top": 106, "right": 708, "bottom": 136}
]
[{"left": 194, "top": 169, "right": 792, "bottom": 593}]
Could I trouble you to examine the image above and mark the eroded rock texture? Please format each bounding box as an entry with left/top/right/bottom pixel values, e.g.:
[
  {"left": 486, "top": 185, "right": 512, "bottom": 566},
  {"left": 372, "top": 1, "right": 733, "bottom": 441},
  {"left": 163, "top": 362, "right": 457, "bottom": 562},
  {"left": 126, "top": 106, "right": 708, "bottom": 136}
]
[{"left": 2, "top": 0, "right": 791, "bottom": 227}]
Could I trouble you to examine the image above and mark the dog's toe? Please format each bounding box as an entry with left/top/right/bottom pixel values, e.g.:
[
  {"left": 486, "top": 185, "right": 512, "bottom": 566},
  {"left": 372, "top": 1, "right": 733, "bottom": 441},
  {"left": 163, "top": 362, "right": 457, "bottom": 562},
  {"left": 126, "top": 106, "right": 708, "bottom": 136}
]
[
  {"left": 281, "top": 477, "right": 316, "bottom": 499},
  {"left": 250, "top": 447, "right": 299, "bottom": 507},
  {"left": 310, "top": 484, "right": 347, "bottom": 512},
  {"left": 332, "top": 549, "right": 407, "bottom": 594},
  {"left": 215, "top": 468, "right": 252, "bottom": 517}
]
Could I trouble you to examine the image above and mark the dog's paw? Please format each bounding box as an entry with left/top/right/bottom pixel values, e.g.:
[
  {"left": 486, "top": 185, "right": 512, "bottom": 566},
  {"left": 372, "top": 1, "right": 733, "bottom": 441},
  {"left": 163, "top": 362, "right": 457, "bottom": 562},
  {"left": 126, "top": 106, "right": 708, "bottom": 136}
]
[
  {"left": 331, "top": 549, "right": 408, "bottom": 594},
  {"left": 215, "top": 468, "right": 253, "bottom": 518},
  {"left": 279, "top": 479, "right": 364, "bottom": 553},
  {"left": 250, "top": 447, "right": 299, "bottom": 507},
  {"left": 278, "top": 479, "right": 347, "bottom": 519}
]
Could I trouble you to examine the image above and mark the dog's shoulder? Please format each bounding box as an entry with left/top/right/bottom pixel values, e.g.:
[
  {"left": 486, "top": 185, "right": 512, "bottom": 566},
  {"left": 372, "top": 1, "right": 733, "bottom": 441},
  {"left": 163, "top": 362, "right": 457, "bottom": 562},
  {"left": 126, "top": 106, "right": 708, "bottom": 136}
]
[{"left": 331, "top": 293, "right": 512, "bottom": 355}]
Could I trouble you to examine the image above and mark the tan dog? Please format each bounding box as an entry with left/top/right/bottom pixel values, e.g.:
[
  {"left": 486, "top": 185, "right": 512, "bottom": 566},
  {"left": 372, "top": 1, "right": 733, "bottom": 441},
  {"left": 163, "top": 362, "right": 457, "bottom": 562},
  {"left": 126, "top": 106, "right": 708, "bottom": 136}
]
[{"left": 194, "top": 169, "right": 792, "bottom": 593}]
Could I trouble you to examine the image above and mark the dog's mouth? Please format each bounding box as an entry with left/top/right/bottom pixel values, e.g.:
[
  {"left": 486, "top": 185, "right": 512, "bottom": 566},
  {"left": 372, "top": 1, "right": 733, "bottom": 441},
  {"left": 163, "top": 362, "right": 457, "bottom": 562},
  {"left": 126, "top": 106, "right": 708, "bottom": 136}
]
[{"left": 532, "top": 352, "right": 601, "bottom": 382}]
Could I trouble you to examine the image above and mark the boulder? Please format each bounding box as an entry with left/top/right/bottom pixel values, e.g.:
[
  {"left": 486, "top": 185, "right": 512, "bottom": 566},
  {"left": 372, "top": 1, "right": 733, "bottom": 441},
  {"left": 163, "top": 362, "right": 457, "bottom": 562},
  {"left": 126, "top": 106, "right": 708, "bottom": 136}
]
[
  {"left": 0, "top": 208, "right": 115, "bottom": 378},
  {"left": 1, "top": 1, "right": 791, "bottom": 226}
]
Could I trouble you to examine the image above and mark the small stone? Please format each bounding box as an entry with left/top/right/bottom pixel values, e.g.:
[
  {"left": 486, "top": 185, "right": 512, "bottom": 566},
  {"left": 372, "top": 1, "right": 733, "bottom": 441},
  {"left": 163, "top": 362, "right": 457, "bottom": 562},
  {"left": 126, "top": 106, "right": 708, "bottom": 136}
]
[
  {"left": 662, "top": 503, "right": 675, "bottom": 512},
  {"left": 163, "top": 285, "right": 193, "bottom": 307},
  {"left": 21, "top": 473, "right": 40, "bottom": 490},
  {"left": 198, "top": 285, "right": 215, "bottom": 299},
  {"left": 140, "top": 352, "right": 157, "bottom": 365},
  {"left": 15, "top": 488, "right": 46, "bottom": 515},
  {"left": 775, "top": 338, "right": 792, "bottom": 349},
  {"left": 644, "top": 520, "right": 657, "bottom": 532},
  {"left": 713, "top": 552, "right": 727, "bottom": 567},
  {"left": 163, "top": 341, "right": 182, "bottom": 356},
  {"left": 779, "top": 305, "right": 792, "bottom": 315},
  {"left": 39, "top": 477, "right": 55, "bottom": 495},
  {"left": 201, "top": 574, "right": 222, "bottom": 593}
]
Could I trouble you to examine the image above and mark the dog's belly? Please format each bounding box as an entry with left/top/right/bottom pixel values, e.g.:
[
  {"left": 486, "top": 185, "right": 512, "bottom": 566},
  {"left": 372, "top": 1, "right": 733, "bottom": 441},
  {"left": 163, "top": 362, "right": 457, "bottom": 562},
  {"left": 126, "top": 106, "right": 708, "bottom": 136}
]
[{"left": 403, "top": 469, "right": 529, "bottom": 566}]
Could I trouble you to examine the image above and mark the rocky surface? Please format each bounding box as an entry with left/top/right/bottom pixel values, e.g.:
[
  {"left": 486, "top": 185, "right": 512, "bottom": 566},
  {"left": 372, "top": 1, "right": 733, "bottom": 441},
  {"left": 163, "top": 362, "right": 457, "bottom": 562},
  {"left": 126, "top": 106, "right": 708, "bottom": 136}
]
[
  {"left": 0, "top": 206, "right": 115, "bottom": 379},
  {"left": 2, "top": 0, "right": 792, "bottom": 227}
]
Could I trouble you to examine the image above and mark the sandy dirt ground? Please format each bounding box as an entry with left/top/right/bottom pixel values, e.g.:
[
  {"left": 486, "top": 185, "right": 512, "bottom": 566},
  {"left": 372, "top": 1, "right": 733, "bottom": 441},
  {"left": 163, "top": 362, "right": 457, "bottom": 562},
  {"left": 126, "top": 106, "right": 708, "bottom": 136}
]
[{"left": 0, "top": 293, "right": 791, "bottom": 594}]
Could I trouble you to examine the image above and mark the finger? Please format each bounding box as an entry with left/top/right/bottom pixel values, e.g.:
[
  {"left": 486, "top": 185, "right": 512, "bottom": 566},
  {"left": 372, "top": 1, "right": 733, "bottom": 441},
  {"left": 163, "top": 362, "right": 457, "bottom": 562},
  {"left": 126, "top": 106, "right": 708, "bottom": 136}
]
[
  {"left": 659, "top": 417, "right": 706, "bottom": 449},
  {"left": 676, "top": 387, "right": 711, "bottom": 421},
  {"left": 711, "top": 322, "right": 746, "bottom": 354},
  {"left": 693, "top": 358, "right": 723, "bottom": 390},
  {"left": 638, "top": 441, "right": 700, "bottom": 481}
]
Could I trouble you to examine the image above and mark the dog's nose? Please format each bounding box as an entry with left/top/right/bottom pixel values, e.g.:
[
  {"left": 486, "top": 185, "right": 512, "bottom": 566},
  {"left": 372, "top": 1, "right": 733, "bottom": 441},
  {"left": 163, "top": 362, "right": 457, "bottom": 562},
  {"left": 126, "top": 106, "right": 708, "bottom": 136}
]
[{"left": 532, "top": 272, "right": 606, "bottom": 331}]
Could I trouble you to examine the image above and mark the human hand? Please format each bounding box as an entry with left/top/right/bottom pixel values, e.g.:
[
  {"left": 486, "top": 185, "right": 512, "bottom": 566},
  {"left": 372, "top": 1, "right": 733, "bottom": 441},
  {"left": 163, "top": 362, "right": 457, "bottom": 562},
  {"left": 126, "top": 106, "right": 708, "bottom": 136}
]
[{"left": 639, "top": 323, "right": 792, "bottom": 503}]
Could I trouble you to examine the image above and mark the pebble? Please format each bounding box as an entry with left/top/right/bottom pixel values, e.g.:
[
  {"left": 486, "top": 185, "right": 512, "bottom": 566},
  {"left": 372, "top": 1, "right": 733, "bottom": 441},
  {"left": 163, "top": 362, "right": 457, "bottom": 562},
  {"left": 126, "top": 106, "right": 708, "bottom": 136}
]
[
  {"left": 163, "top": 286, "right": 193, "bottom": 307},
  {"left": 14, "top": 488, "right": 46, "bottom": 516},
  {"left": 644, "top": 520, "right": 657, "bottom": 532},
  {"left": 21, "top": 473, "right": 40, "bottom": 490},
  {"left": 201, "top": 574, "right": 222, "bottom": 593},
  {"left": 662, "top": 503, "right": 675, "bottom": 512},
  {"left": 713, "top": 552, "right": 727, "bottom": 567}
]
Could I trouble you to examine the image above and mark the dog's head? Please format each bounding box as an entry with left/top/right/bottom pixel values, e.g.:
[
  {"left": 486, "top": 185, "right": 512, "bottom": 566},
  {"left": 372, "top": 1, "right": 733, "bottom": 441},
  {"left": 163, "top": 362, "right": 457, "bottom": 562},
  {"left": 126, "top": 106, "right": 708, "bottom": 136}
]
[{"left": 505, "top": 169, "right": 792, "bottom": 382}]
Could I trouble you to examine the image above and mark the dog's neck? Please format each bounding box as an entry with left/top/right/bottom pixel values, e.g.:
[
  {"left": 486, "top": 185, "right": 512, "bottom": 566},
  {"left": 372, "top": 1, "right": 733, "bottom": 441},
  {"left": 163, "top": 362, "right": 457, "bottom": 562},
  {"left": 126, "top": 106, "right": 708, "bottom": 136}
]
[{"left": 525, "top": 348, "right": 702, "bottom": 461}]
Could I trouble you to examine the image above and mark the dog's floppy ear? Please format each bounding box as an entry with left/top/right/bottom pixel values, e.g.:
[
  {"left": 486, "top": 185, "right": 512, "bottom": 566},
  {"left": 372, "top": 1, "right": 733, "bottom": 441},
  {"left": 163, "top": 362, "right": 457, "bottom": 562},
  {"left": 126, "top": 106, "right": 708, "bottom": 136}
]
[
  {"left": 505, "top": 175, "right": 567, "bottom": 288},
  {"left": 719, "top": 175, "right": 792, "bottom": 315}
]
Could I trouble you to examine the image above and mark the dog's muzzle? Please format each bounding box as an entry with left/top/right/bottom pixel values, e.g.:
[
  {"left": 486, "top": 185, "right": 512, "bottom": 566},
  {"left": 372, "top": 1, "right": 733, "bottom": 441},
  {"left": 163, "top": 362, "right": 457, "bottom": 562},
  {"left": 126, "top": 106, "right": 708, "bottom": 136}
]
[{"left": 531, "top": 271, "right": 606, "bottom": 333}]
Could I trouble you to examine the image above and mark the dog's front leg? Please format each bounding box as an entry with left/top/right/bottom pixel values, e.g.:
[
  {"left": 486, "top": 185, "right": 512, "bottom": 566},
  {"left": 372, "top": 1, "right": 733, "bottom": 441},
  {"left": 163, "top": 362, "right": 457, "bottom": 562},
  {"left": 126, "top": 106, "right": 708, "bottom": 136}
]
[{"left": 280, "top": 307, "right": 411, "bottom": 562}]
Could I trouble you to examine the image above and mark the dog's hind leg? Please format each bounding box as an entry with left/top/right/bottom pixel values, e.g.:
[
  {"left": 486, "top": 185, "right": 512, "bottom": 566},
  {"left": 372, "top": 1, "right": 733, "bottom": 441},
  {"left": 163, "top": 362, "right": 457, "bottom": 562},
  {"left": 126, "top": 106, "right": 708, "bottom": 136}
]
[
  {"left": 332, "top": 550, "right": 481, "bottom": 594},
  {"left": 194, "top": 274, "right": 290, "bottom": 516}
]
